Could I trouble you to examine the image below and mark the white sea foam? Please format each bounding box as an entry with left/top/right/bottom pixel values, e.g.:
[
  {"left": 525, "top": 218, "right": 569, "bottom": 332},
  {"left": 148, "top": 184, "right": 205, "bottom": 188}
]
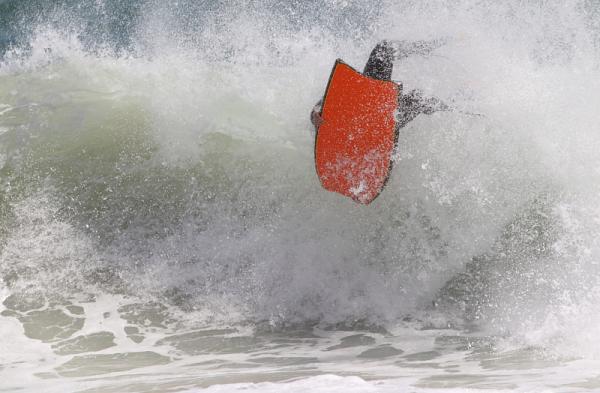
[{"left": 2, "top": 1, "right": 600, "bottom": 391}]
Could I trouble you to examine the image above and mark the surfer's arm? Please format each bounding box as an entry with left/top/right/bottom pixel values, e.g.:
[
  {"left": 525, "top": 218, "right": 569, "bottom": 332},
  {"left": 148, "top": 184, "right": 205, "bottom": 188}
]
[
  {"left": 397, "top": 89, "right": 449, "bottom": 127},
  {"left": 406, "top": 89, "right": 449, "bottom": 113}
]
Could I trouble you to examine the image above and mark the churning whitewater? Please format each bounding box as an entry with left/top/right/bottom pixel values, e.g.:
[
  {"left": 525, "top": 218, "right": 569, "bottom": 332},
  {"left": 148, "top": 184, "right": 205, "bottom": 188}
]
[{"left": 2, "top": 1, "right": 600, "bottom": 392}]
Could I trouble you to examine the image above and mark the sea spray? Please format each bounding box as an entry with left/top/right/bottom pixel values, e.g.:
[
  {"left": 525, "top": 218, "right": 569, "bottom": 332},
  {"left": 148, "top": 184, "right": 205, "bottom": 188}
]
[{"left": 3, "top": 1, "right": 600, "bottom": 391}]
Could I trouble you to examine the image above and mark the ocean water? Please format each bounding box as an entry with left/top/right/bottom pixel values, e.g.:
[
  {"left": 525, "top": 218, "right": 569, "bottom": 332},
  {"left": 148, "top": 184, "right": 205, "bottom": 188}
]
[{"left": 2, "top": 1, "right": 600, "bottom": 392}]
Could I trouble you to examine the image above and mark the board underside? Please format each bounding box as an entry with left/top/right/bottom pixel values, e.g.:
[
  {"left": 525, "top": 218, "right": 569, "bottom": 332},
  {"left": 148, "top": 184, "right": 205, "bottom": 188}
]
[{"left": 315, "top": 60, "right": 399, "bottom": 204}]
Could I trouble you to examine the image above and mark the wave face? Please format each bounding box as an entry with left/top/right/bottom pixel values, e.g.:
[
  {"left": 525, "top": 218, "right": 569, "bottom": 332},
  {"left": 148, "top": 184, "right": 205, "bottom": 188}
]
[{"left": 3, "top": 1, "right": 600, "bottom": 389}]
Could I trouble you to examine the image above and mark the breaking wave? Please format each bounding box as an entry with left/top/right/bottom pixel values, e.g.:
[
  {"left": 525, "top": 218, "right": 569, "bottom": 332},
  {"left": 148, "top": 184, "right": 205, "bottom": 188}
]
[{"left": 2, "top": 0, "right": 600, "bottom": 359}]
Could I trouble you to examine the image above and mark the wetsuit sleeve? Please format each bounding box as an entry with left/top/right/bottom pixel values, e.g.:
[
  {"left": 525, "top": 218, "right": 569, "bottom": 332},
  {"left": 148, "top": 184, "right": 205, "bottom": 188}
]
[{"left": 396, "top": 89, "right": 449, "bottom": 128}]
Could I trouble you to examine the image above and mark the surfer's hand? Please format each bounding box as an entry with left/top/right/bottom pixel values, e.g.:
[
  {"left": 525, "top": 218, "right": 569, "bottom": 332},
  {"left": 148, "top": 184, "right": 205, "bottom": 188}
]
[
  {"left": 311, "top": 100, "right": 324, "bottom": 129},
  {"left": 421, "top": 96, "right": 450, "bottom": 114},
  {"left": 311, "top": 110, "right": 324, "bottom": 128},
  {"left": 402, "top": 90, "right": 449, "bottom": 117}
]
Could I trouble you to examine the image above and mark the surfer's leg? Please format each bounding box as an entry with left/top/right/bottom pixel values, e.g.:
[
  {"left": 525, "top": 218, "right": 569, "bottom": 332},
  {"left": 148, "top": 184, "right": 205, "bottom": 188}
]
[
  {"left": 363, "top": 39, "right": 445, "bottom": 80},
  {"left": 390, "top": 39, "right": 446, "bottom": 60},
  {"left": 363, "top": 40, "right": 395, "bottom": 81}
]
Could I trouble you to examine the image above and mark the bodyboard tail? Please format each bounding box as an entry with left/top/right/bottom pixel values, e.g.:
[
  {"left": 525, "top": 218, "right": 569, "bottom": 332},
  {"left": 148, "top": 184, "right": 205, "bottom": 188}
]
[{"left": 315, "top": 60, "right": 400, "bottom": 204}]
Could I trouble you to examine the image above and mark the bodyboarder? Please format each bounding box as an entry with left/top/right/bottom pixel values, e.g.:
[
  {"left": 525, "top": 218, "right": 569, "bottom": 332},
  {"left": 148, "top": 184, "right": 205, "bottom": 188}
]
[
  {"left": 311, "top": 39, "right": 449, "bottom": 204},
  {"left": 311, "top": 39, "right": 448, "bottom": 133}
]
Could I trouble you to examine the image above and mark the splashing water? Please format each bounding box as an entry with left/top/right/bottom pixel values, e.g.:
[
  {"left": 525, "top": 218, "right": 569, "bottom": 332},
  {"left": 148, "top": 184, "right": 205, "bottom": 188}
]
[{"left": 2, "top": 1, "right": 600, "bottom": 391}]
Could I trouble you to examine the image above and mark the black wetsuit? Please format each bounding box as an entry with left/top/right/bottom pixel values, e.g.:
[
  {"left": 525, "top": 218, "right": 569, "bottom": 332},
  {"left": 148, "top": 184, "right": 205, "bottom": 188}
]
[{"left": 311, "top": 40, "right": 447, "bottom": 131}]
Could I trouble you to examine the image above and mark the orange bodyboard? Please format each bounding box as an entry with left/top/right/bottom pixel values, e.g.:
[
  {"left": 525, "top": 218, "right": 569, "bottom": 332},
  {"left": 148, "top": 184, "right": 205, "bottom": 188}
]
[{"left": 315, "top": 60, "right": 399, "bottom": 204}]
